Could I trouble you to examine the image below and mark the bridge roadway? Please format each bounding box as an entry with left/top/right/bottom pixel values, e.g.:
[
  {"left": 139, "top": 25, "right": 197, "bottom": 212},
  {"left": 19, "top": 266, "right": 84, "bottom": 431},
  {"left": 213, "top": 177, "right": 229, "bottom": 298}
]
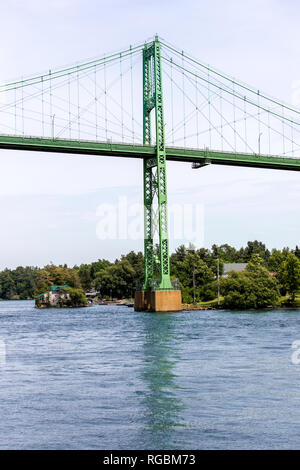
[{"left": 0, "top": 135, "right": 300, "bottom": 171}]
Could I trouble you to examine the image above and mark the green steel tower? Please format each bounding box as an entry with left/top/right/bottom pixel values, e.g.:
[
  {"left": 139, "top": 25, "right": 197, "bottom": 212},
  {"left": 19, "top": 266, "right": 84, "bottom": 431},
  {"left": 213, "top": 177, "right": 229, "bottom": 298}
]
[{"left": 142, "top": 37, "right": 173, "bottom": 291}]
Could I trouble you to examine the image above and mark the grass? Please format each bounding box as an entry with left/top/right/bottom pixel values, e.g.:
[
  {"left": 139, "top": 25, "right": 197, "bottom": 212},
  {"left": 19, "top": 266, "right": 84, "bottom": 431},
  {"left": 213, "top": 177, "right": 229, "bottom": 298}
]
[
  {"left": 182, "top": 293, "right": 300, "bottom": 310},
  {"left": 182, "top": 297, "right": 223, "bottom": 310},
  {"left": 278, "top": 294, "right": 300, "bottom": 308}
]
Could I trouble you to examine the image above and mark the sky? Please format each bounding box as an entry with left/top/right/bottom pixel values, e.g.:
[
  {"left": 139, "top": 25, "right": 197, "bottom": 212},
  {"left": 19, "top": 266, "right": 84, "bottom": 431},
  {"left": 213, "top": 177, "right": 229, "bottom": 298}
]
[{"left": 0, "top": 0, "right": 299, "bottom": 269}]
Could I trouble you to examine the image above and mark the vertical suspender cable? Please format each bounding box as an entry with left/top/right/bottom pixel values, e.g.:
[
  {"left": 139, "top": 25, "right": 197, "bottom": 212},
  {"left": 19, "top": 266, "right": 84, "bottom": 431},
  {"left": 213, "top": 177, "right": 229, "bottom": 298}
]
[
  {"left": 21, "top": 77, "right": 24, "bottom": 136},
  {"left": 268, "top": 108, "right": 271, "bottom": 154},
  {"left": 233, "top": 82, "right": 236, "bottom": 151},
  {"left": 196, "top": 75, "right": 199, "bottom": 148},
  {"left": 68, "top": 73, "right": 71, "bottom": 139},
  {"left": 104, "top": 56, "right": 108, "bottom": 141},
  {"left": 41, "top": 76, "right": 44, "bottom": 137},
  {"left": 282, "top": 105, "right": 285, "bottom": 155},
  {"left": 130, "top": 46, "right": 135, "bottom": 143},
  {"left": 244, "top": 96, "right": 247, "bottom": 152},
  {"left": 257, "top": 90, "right": 261, "bottom": 153},
  {"left": 208, "top": 66, "right": 211, "bottom": 148},
  {"left": 77, "top": 66, "right": 80, "bottom": 140},
  {"left": 182, "top": 51, "right": 186, "bottom": 146},
  {"left": 14, "top": 87, "right": 17, "bottom": 135},
  {"left": 120, "top": 52, "right": 124, "bottom": 142},
  {"left": 49, "top": 70, "right": 52, "bottom": 138},
  {"left": 171, "top": 57, "right": 174, "bottom": 145},
  {"left": 94, "top": 65, "right": 98, "bottom": 140},
  {"left": 220, "top": 90, "right": 224, "bottom": 151}
]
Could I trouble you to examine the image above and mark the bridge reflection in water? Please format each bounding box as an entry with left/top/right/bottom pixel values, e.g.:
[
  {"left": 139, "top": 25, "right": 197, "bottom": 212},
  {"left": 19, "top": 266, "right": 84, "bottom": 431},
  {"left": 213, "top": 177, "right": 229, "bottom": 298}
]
[{"left": 137, "top": 312, "right": 185, "bottom": 449}]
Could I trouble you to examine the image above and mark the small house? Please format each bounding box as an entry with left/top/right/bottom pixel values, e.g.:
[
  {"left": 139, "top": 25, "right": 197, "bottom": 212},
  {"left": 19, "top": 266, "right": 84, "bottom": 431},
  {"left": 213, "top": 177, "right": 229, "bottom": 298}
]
[
  {"left": 35, "top": 285, "right": 71, "bottom": 308},
  {"left": 222, "top": 263, "right": 248, "bottom": 276}
]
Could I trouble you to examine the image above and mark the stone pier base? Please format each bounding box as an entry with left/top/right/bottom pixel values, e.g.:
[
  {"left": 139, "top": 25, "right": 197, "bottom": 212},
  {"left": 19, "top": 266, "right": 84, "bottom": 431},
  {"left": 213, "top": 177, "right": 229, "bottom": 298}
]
[{"left": 134, "top": 290, "right": 182, "bottom": 312}]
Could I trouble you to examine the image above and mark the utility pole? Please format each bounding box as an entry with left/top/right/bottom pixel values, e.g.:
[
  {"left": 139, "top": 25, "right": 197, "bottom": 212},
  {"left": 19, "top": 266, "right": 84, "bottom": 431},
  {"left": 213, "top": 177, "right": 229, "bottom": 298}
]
[
  {"left": 193, "top": 265, "right": 197, "bottom": 304},
  {"left": 52, "top": 114, "right": 55, "bottom": 139},
  {"left": 258, "top": 132, "right": 263, "bottom": 154}
]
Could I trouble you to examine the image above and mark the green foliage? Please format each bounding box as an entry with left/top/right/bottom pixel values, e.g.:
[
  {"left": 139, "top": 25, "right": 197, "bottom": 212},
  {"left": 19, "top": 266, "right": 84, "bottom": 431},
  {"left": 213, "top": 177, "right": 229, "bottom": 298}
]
[
  {"left": 0, "top": 241, "right": 299, "bottom": 307},
  {"left": 171, "top": 250, "right": 215, "bottom": 303},
  {"left": 201, "top": 286, "right": 217, "bottom": 301},
  {"left": 211, "top": 240, "right": 270, "bottom": 263},
  {"left": 180, "top": 288, "right": 193, "bottom": 305},
  {"left": 0, "top": 269, "right": 15, "bottom": 299},
  {"left": 294, "top": 246, "right": 300, "bottom": 259},
  {"left": 212, "top": 243, "right": 238, "bottom": 262},
  {"left": 89, "top": 259, "right": 111, "bottom": 278},
  {"left": 35, "top": 264, "right": 81, "bottom": 294},
  {"left": 121, "top": 251, "right": 144, "bottom": 280},
  {"left": 267, "top": 248, "right": 290, "bottom": 273},
  {"left": 94, "top": 258, "right": 136, "bottom": 298},
  {"left": 242, "top": 241, "right": 270, "bottom": 263},
  {"left": 78, "top": 264, "right": 92, "bottom": 291},
  {"left": 220, "top": 255, "right": 280, "bottom": 309},
  {"left": 66, "top": 287, "right": 88, "bottom": 307},
  {"left": 278, "top": 253, "right": 300, "bottom": 302}
]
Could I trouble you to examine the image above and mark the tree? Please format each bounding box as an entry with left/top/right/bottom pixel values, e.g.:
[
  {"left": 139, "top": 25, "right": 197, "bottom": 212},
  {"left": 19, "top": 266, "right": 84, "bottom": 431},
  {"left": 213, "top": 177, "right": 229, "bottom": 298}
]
[
  {"left": 64, "top": 268, "right": 81, "bottom": 288},
  {"left": 90, "top": 259, "right": 111, "bottom": 279},
  {"left": 172, "top": 251, "right": 215, "bottom": 303},
  {"left": 121, "top": 251, "right": 144, "bottom": 281},
  {"left": 246, "top": 253, "right": 265, "bottom": 271},
  {"left": 278, "top": 253, "right": 300, "bottom": 302},
  {"left": 43, "top": 264, "right": 66, "bottom": 285},
  {"left": 13, "top": 266, "right": 37, "bottom": 299},
  {"left": 0, "top": 242, "right": 298, "bottom": 305},
  {"left": 35, "top": 264, "right": 81, "bottom": 295},
  {"left": 0, "top": 270, "right": 15, "bottom": 299},
  {"left": 35, "top": 269, "right": 51, "bottom": 294},
  {"left": 267, "top": 248, "right": 290, "bottom": 273},
  {"left": 170, "top": 245, "right": 187, "bottom": 263},
  {"left": 78, "top": 264, "right": 92, "bottom": 291},
  {"left": 239, "top": 240, "right": 270, "bottom": 263},
  {"left": 94, "top": 259, "right": 136, "bottom": 298},
  {"left": 293, "top": 246, "right": 300, "bottom": 259},
  {"left": 66, "top": 287, "right": 88, "bottom": 307},
  {"left": 221, "top": 254, "right": 280, "bottom": 309},
  {"left": 211, "top": 243, "right": 238, "bottom": 262}
]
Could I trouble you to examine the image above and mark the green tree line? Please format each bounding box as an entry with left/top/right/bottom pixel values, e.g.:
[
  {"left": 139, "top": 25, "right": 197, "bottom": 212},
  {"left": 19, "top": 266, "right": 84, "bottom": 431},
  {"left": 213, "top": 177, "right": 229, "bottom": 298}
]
[{"left": 0, "top": 241, "right": 299, "bottom": 308}]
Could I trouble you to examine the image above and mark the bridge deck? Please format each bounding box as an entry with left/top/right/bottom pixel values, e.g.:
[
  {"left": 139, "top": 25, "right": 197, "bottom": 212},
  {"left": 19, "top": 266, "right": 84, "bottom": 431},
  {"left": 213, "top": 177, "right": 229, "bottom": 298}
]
[{"left": 0, "top": 135, "right": 300, "bottom": 171}]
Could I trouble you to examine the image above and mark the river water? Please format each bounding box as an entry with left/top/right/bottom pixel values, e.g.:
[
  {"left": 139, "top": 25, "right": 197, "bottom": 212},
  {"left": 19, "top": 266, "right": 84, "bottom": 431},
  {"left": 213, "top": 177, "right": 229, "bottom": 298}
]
[{"left": 0, "top": 300, "right": 300, "bottom": 449}]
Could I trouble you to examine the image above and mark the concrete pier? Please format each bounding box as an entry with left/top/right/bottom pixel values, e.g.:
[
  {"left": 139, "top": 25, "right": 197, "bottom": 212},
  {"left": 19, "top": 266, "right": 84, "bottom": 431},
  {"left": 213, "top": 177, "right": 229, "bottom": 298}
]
[{"left": 134, "top": 290, "right": 182, "bottom": 312}]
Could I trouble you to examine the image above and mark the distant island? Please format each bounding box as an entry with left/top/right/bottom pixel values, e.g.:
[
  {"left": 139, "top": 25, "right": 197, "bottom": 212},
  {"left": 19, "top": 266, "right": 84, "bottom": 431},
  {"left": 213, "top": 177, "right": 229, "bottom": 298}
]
[
  {"left": 35, "top": 285, "right": 87, "bottom": 309},
  {"left": 0, "top": 241, "right": 299, "bottom": 310}
]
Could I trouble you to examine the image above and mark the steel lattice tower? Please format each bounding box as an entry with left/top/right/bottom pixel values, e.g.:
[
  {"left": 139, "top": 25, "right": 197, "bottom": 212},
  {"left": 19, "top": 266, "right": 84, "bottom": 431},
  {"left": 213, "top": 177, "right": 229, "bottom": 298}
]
[{"left": 142, "top": 37, "right": 173, "bottom": 291}]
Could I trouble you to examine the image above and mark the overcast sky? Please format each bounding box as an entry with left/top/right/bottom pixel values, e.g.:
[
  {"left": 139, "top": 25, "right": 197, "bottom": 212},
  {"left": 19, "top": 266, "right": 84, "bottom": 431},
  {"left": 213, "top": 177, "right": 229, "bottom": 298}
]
[{"left": 0, "top": 0, "right": 299, "bottom": 269}]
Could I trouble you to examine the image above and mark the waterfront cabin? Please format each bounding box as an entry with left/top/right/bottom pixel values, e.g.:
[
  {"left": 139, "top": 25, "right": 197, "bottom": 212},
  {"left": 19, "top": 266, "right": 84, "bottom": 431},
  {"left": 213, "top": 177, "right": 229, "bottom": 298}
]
[{"left": 35, "top": 285, "right": 70, "bottom": 308}]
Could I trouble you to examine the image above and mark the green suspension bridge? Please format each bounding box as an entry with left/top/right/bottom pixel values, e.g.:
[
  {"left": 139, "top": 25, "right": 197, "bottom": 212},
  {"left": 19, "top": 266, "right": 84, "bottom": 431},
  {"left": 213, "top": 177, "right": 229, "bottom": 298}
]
[{"left": 1, "top": 36, "right": 300, "bottom": 296}]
